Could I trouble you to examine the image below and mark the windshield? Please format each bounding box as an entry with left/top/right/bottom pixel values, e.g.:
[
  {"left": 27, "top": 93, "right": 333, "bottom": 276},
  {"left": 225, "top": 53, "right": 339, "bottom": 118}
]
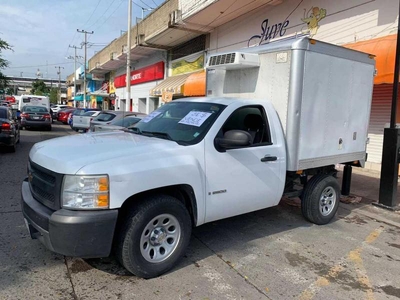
[
  {"left": 94, "top": 112, "right": 116, "bottom": 122},
  {"left": 22, "top": 106, "right": 48, "bottom": 113},
  {"left": 83, "top": 111, "right": 97, "bottom": 116},
  {"left": 131, "top": 101, "right": 225, "bottom": 145},
  {"left": 112, "top": 116, "right": 142, "bottom": 127}
]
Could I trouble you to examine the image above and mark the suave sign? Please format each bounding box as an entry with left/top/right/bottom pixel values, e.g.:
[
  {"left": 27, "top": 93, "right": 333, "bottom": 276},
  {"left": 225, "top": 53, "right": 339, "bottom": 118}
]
[{"left": 248, "top": 19, "right": 290, "bottom": 47}]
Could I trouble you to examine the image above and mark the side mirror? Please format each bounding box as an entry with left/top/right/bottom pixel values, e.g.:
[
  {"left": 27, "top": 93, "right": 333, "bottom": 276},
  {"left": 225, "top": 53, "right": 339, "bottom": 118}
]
[{"left": 216, "top": 130, "right": 252, "bottom": 149}]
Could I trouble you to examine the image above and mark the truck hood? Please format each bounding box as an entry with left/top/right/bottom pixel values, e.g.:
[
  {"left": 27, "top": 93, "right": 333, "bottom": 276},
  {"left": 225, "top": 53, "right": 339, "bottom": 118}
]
[{"left": 29, "top": 131, "right": 181, "bottom": 174}]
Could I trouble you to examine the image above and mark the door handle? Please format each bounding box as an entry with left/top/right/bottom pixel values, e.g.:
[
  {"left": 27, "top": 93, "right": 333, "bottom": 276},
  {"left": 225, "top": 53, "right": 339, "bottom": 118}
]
[{"left": 261, "top": 155, "right": 277, "bottom": 162}]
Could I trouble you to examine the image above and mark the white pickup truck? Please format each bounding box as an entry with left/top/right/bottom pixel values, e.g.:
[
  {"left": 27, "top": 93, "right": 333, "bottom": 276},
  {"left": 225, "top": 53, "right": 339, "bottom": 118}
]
[{"left": 21, "top": 38, "right": 375, "bottom": 278}]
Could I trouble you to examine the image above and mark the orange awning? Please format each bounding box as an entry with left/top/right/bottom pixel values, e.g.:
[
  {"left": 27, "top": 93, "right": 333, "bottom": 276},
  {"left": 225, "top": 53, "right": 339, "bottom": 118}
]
[
  {"left": 184, "top": 70, "right": 206, "bottom": 96},
  {"left": 344, "top": 34, "right": 397, "bottom": 84}
]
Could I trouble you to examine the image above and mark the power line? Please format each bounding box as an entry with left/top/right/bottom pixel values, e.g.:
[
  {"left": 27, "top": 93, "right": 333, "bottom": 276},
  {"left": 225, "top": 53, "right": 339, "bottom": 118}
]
[
  {"left": 81, "top": 0, "right": 103, "bottom": 28},
  {"left": 92, "top": 0, "right": 125, "bottom": 32},
  {"left": 87, "top": 0, "right": 118, "bottom": 29},
  {"left": 151, "top": 0, "right": 158, "bottom": 7},
  {"left": 7, "top": 62, "right": 74, "bottom": 69},
  {"left": 132, "top": 1, "right": 145, "bottom": 9},
  {"left": 139, "top": 0, "right": 153, "bottom": 9}
]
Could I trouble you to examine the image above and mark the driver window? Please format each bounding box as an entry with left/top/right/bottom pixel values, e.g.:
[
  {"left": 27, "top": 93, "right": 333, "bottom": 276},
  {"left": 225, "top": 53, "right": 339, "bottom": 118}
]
[{"left": 220, "top": 106, "right": 271, "bottom": 146}]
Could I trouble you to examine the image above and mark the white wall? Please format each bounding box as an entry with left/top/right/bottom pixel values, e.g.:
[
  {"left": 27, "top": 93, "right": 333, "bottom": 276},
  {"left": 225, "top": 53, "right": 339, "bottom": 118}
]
[
  {"left": 209, "top": 0, "right": 398, "bottom": 54},
  {"left": 114, "top": 50, "right": 166, "bottom": 112}
]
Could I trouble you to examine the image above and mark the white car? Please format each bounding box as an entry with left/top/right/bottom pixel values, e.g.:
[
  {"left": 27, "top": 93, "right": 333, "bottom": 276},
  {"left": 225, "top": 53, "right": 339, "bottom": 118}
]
[{"left": 51, "top": 105, "right": 70, "bottom": 113}]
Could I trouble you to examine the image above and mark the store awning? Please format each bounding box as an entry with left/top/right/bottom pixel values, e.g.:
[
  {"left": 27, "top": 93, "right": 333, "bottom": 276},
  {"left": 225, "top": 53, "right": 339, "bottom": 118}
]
[
  {"left": 90, "top": 90, "right": 109, "bottom": 97},
  {"left": 344, "top": 34, "right": 397, "bottom": 84},
  {"left": 183, "top": 71, "right": 206, "bottom": 96},
  {"left": 150, "top": 73, "right": 192, "bottom": 96}
]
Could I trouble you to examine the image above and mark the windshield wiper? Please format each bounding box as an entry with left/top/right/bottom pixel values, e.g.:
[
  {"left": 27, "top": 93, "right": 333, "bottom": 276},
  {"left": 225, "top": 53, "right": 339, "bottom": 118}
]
[
  {"left": 142, "top": 131, "right": 173, "bottom": 141},
  {"left": 125, "top": 127, "right": 142, "bottom": 135}
]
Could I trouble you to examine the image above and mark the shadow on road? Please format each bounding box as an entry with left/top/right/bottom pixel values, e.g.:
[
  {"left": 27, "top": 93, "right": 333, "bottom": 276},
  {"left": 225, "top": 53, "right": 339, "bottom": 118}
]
[{"left": 83, "top": 199, "right": 349, "bottom": 277}]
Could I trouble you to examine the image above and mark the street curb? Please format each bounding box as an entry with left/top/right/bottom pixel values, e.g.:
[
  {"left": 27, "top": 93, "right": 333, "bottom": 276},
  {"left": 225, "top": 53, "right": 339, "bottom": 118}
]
[{"left": 340, "top": 202, "right": 400, "bottom": 229}]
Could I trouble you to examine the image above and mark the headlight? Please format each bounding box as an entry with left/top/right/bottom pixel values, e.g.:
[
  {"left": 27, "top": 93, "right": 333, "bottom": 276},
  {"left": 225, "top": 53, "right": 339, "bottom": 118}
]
[{"left": 62, "top": 175, "right": 109, "bottom": 209}]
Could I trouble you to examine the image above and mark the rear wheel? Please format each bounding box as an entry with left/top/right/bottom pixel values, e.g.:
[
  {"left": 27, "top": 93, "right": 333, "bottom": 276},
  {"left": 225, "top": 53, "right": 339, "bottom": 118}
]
[
  {"left": 301, "top": 174, "right": 340, "bottom": 225},
  {"left": 116, "top": 195, "right": 192, "bottom": 278}
]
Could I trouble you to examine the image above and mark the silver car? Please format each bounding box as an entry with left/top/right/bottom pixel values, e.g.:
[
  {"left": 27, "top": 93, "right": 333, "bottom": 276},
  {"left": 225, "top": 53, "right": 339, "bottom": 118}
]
[
  {"left": 89, "top": 111, "right": 143, "bottom": 132},
  {"left": 91, "top": 114, "right": 146, "bottom": 132}
]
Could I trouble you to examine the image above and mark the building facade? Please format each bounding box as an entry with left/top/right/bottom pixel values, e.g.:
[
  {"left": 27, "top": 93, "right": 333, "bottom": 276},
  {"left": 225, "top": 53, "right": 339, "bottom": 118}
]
[{"left": 85, "top": 0, "right": 398, "bottom": 169}]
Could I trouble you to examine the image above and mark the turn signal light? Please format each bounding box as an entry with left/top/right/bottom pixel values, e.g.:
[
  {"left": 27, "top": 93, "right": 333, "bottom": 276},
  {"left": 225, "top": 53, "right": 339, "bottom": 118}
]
[{"left": 96, "top": 194, "right": 109, "bottom": 207}]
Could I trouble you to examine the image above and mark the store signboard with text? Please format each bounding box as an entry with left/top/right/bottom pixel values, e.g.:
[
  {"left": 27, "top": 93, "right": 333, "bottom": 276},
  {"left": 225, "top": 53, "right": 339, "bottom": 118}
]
[{"left": 114, "top": 61, "right": 165, "bottom": 88}]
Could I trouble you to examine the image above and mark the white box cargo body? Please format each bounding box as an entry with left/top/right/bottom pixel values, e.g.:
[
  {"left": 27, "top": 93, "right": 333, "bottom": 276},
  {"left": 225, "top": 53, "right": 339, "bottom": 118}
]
[{"left": 206, "top": 37, "right": 375, "bottom": 171}]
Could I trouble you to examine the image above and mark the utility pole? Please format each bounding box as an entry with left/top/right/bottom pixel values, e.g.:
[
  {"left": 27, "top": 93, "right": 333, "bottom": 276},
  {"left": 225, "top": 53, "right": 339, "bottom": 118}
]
[
  {"left": 55, "top": 66, "right": 64, "bottom": 104},
  {"left": 77, "top": 29, "right": 94, "bottom": 108},
  {"left": 377, "top": 0, "right": 400, "bottom": 210},
  {"left": 69, "top": 45, "right": 83, "bottom": 107},
  {"left": 126, "top": 0, "right": 132, "bottom": 112}
]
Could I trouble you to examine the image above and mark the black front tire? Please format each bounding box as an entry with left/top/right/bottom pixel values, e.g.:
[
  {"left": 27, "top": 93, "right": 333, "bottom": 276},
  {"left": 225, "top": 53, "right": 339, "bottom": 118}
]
[
  {"left": 301, "top": 174, "right": 340, "bottom": 225},
  {"left": 116, "top": 195, "right": 192, "bottom": 278}
]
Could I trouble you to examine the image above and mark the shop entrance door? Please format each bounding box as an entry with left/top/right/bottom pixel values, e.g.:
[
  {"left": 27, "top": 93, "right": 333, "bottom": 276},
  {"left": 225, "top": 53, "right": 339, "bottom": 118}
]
[{"left": 138, "top": 98, "right": 146, "bottom": 113}]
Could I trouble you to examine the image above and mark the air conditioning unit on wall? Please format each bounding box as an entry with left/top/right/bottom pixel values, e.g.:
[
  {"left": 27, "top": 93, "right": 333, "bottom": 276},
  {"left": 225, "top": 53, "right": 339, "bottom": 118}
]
[
  {"left": 169, "top": 10, "right": 182, "bottom": 26},
  {"left": 110, "top": 52, "right": 118, "bottom": 60},
  {"left": 136, "top": 34, "right": 145, "bottom": 45}
]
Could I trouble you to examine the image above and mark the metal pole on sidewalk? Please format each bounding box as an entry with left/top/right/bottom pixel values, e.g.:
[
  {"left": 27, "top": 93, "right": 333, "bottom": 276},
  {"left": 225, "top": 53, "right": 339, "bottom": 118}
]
[
  {"left": 377, "top": 0, "right": 400, "bottom": 210},
  {"left": 77, "top": 29, "right": 94, "bottom": 108},
  {"left": 69, "top": 45, "right": 82, "bottom": 107}
]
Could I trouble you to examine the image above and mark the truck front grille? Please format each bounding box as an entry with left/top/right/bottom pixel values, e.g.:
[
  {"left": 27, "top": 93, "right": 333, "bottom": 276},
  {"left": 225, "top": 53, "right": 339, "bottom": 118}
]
[{"left": 29, "top": 161, "right": 63, "bottom": 210}]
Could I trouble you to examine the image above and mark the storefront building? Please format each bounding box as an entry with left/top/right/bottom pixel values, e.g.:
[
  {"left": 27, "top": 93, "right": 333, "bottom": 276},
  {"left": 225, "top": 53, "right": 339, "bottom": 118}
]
[
  {"left": 114, "top": 58, "right": 165, "bottom": 114},
  {"left": 150, "top": 35, "right": 207, "bottom": 103},
  {"left": 179, "top": 0, "right": 399, "bottom": 170}
]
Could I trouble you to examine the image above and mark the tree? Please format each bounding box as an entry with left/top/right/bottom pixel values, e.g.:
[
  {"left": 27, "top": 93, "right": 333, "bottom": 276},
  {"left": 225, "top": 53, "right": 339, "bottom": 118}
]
[
  {"left": 0, "top": 38, "right": 12, "bottom": 92},
  {"left": 31, "top": 79, "right": 49, "bottom": 95},
  {"left": 49, "top": 88, "right": 58, "bottom": 104},
  {"left": 5, "top": 87, "right": 13, "bottom": 95}
]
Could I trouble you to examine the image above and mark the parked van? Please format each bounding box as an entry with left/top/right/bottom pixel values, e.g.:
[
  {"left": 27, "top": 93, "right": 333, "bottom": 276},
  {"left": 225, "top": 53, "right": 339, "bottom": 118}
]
[{"left": 19, "top": 95, "right": 50, "bottom": 111}]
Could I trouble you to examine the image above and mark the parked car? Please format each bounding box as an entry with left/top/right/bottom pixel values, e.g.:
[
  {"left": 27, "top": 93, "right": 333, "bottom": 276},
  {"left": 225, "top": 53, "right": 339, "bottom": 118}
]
[
  {"left": 57, "top": 108, "right": 76, "bottom": 124},
  {"left": 92, "top": 114, "right": 146, "bottom": 132},
  {"left": 20, "top": 106, "right": 52, "bottom": 131},
  {"left": 0, "top": 106, "right": 20, "bottom": 152},
  {"left": 72, "top": 111, "right": 101, "bottom": 132},
  {"left": 68, "top": 108, "right": 100, "bottom": 128},
  {"left": 89, "top": 111, "right": 141, "bottom": 131},
  {"left": 52, "top": 105, "right": 70, "bottom": 113}
]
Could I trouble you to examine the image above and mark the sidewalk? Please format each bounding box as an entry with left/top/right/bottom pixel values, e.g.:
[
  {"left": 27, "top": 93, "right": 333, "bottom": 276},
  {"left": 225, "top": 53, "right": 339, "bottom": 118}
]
[{"left": 337, "top": 166, "right": 400, "bottom": 228}]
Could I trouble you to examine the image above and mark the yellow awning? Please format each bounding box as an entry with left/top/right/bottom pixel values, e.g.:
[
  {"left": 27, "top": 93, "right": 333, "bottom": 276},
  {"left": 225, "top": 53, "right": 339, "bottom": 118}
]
[{"left": 150, "top": 73, "right": 191, "bottom": 96}]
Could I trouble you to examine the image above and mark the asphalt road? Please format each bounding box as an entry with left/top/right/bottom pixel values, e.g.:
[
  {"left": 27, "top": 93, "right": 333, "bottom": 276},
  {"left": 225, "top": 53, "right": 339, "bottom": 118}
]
[{"left": 0, "top": 124, "right": 400, "bottom": 300}]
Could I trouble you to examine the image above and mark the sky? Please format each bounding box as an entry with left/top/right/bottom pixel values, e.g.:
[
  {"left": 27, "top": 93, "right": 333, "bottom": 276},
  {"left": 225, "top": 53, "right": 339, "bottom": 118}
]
[{"left": 0, "top": 0, "right": 165, "bottom": 80}]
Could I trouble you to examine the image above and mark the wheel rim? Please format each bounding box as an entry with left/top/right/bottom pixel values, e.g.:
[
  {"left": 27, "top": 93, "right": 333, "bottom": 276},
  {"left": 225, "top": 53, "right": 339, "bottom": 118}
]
[
  {"left": 320, "top": 186, "right": 337, "bottom": 216},
  {"left": 140, "top": 214, "right": 181, "bottom": 263}
]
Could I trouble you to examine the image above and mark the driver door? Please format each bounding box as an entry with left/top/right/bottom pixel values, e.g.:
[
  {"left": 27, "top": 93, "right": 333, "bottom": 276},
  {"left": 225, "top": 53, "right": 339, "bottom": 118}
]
[{"left": 204, "top": 105, "right": 285, "bottom": 223}]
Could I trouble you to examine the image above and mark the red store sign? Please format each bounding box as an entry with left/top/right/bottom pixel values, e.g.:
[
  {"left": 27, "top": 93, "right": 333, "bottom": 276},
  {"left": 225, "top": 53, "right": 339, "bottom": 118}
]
[{"left": 114, "top": 61, "right": 164, "bottom": 88}]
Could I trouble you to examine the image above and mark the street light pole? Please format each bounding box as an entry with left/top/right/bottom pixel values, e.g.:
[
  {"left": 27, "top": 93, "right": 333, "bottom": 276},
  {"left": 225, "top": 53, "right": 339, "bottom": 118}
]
[
  {"left": 77, "top": 29, "right": 94, "bottom": 108},
  {"left": 69, "top": 45, "right": 83, "bottom": 107},
  {"left": 126, "top": 0, "right": 132, "bottom": 112},
  {"left": 55, "top": 66, "right": 64, "bottom": 104}
]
